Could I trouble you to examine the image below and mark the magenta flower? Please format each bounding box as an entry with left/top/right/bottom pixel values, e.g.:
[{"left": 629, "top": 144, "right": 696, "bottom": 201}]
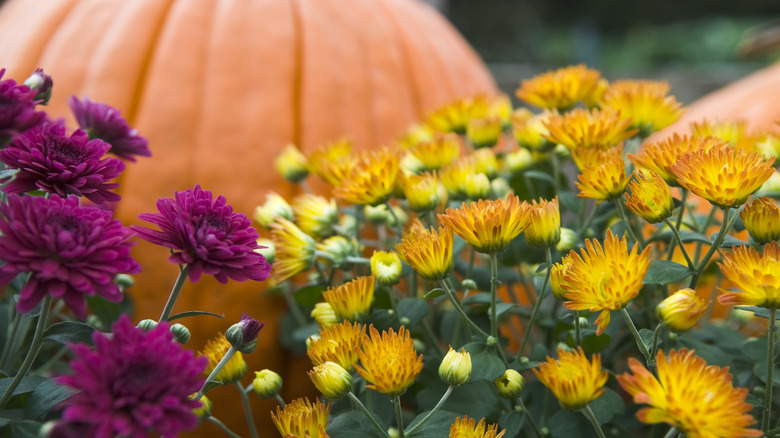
[
  {"left": 0, "top": 194, "right": 140, "bottom": 318},
  {"left": 0, "top": 68, "right": 46, "bottom": 143},
  {"left": 238, "top": 312, "right": 264, "bottom": 343},
  {"left": 68, "top": 96, "right": 151, "bottom": 162},
  {"left": 56, "top": 315, "right": 208, "bottom": 438},
  {"left": 0, "top": 122, "right": 125, "bottom": 204},
  {"left": 131, "top": 185, "right": 271, "bottom": 283}
]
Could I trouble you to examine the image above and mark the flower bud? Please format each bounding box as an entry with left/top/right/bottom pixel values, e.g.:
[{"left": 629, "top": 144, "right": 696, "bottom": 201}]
[
  {"left": 364, "top": 204, "right": 390, "bottom": 224},
  {"left": 192, "top": 394, "right": 212, "bottom": 419},
  {"left": 316, "top": 236, "right": 357, "bottom": 267},
  {"left": 335, "top": 214, "right": 358, "bottom": 238},
  {"left": 226, "top": 313, "right": 264, "bottom": 353},
  {"left": 467, "top": 116, "right": 502, "bottom": 149},
  {"left": 275, "top": 143, "right": 309, "bottom": 183},
  {"left": 114, "top": 273, "right": 135, "bottom": 289},
  {"left": 656, "top": 289, "right": 709, "bottom": 332},
  {"left": 494, "top": 369, "right": 525, "bottom": 398},
  {"left": 370, "top": 250, "right": 403, "bottom": 286},
  {"left": 255, "top": 238, "right": 275, "bottom": 264},
  {"left": 253, "top": 369, "right": 283, "bottom": 399},
  {"left": 24, "top": 68, "right": 53, "bottom": 105},
  {"left": 550, "top": 257, "right": 573, "bottom": 301},
  {"left": 254, "top": 192, "right": 294, "bottom": 229},
  {"left": 741, "top": 196, "right": 780, "bottom": 244},
  {"left": 311, "top": 302, "right": 338, "bottom": 328},
  {"left": 556, "top": 228, "right": 578, "bottom": 253},
  {"left": 464, "top": 173, "right": 491, "bottom": 199},
  {"left": 490, "top": 177, "right": 512, "bottom": 199},
  {"left": 308, "top": 361, "right": 353, "bottom": 401},
  {"left": 526, "top": 197, "right": 561, "bottom": 248},
  {"left": 136, "top": 319, "right": 158, "bottom": 332},
  {"left": 438, "top": 347, "right": 472, "bottom": 386},
  {"left": 170, "top": 323, "right": 191, "bottom": 344}
]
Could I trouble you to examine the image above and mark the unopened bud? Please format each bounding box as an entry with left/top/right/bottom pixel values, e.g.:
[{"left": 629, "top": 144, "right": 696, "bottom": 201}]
[
  {"left": 438, "top": 347, "right": 472, "bottom": 386},
  {"left": 308, "top": 362, "right": 353, "bottom": 401},
  {"left": 170, "top": 324, "right": 191, "bottom": 344},
  {"left": 494, "top": 369, "right": 525, "bottom": 398},
  {"left": 24, "top": 68, "right": 53, "bottom": 105},
  {"left": 137, "top": 319, "right": 158, "bottom": 332},
  {"left": 253, "top": 369, "right": 283, "bottom": 398}
]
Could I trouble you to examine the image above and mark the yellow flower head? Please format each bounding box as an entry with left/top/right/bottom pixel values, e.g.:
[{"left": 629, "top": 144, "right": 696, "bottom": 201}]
[
  {"left": 317, "top": 157, "right": 359, "bottom": 187},
  {"left": 472, "top": 148, "right": 500, "bottom": 179},
  {"left": 526, "top": 197, "right": 561, "bottom": 248},
  {"left": 307, "top": 137, "right": 353, "bottom": 178},
  {"left": 599, "top": 80, "right": 684, "bottom": 135},
  {"left": 516, "top": 64, "right": 607, "bottom": 110},
  {"left": 561, "top": 230, "right": 652, "bottom": 335},
  {"left": 311, "top": 302, "right": 339, "bottom": 329},
  {"left": 494, "top": 369, "right": 526, "bottom": 399},
  {"left": 670, "top": 145, "right": 775, "bottom": 209},
  {"left": 199, "top": 336, "right": 246, "bottom": 384},
  {"left": 656, "top": 288, "right": 709, "bottom": 332},
  {"left": 192, "top": 394, "right": 212, "bottom": 419},
  {"left": 438, "top": 347, "right": 472, "bottom": 386},
  {"left": 322, "top": 276, "right": 375, "bottom": 321},
  {"left": 370, "top": 250, "right": 403, "bottom": 286},
  {"left": 400, "top": 171, "right": 443, "bottom": 213},
  {"left": 439, "top": 156, "right": 479, "bottom": 199},
  {"left": 449, "top": 416, "right": 507, "bottom": 438},
  {"left": 254, "top": 192, "right": 295, "bottom": 229},
  {"left": 691, "top": 119, "right": 757, "bottom": 151},
  {"left": 464, "top": 173, "right": 492, "bottom": 200},
  {"left": 617, "top": 349, "right": 760, "bottom": 438},
  {"left": 488, "top": 94, "right": 514, "bottom": 128},
  {"left": 271, "top": 397, "right": 331, "bottom": 438},
  {"left": 307, "top": 320, "right": 365, "bottom": 372},
  {"left": 439, "top": 195, "right": 532, "bottom": 254},
  {"left": 355, "top": 325, "right": 423, "bottom": 396},
  {"left": 428, "top": 96, "right": 489, "bottom": 135},
  {"left": 718, "top": 242, "right": 780, "bottom": 309},
  {"left": 409, "top": 133, "right": 462, "bottom": 171},
  {"left": 292, "top": 194, "right": 340, "bottom": 239},
  {"left": 504, "top": 147, "right": 536, "bottom": 173},
  {"left": 550, "top": 255, "right": 574, "bottom": 300},
  {"left": 756, "top": 133, "right": 780, "bottom": 160},
  {"left": 544, "top": 107, "right": 636, "bottom": 152},
  {"left": 396, "top": 221, "right": 454, "bottom": 282},
  {"left": 397, "top": 123, "right": 435, "bottom": 150},
  {"left": 627, "top": 133, "right": 727, "bottom": 185},
  {"left": 624, "top": 170, "right": 675, "bottom": 223},
  {"left": 275, "top": 143, "right": 309, "bottom": 183},
  {"left": 467, "top": 115, "right": 503, "bottom": 149},
  {"left": 575, "top": 147, "right": 629, "bottom": 202},
  {"left": 252, "top": 369, "right": 283, "bottom": 398},
  {"left": 270, "top": 217, "right": 316, "bottom": 284},
  {"left": 512, "top": 108, "right": 554, "bottom": 152},
  {"left": 740, "top": 196, "right": 780, "bottom": 244},
  {"left": 334, "top": 147, "right": 401, "bottom": 206},
  {"left": 308, "top": 361, "right": 353, "bottom": 401},
  {"left": 533, "top": 347, "right": 608, "bottom": 411}
]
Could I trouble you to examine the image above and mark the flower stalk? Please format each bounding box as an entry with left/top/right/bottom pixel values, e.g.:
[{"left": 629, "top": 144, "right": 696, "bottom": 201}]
[
  {"left": 235, "top": 381, "right": 259, "bottom": 438},
  {"left": 518, "top": 247, "right": 552, "bottom": 356},
  {"left": 582, "top": 405, "right": 607, "bottom": 438},
  {"left": 620, "top": 308, "right": 652, "bottom": 365},
  {"left": 159, "top": 264, "right": 189, "bottom": 322},
  {"left": 405, "top": 385, "right": 454, "bottom": 435},
  {"left": 194, "top": 345, "right": 239, "bottom": 401},
  {"left": 765, "top": 308, "right": 777, "bottom": 435},
  {"left": 347, "top": 392, "right": 390, "bottom": 438}
]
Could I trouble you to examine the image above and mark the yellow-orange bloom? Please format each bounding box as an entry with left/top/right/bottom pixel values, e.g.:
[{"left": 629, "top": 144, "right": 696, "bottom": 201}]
[
  {"left": 691, "top": 119, "right": 757, "bottom": 151},
  {"left": 467, "top": 116, "right": 503, "bottom": 149},
  {"left": 449, "top": 416, "right": 507, "bottom": 438},
  {"left": 199, "top": 336, "right": 246, "bottom": 384},
  {"left": 408, "top": 133, "right": 462, "bottom": 172},
  {"left": 400, "top": 171, "right": 443, "bottom": 213},
  {"left": 516, "top": 64, "right": 607, "bottom": 110},
  {"left": 670, "top": 145, "right": 775, "bottom": 209},
  {"left": 575, "top": 148, "right": 629, "bottom": 202},
  {"left": 307, "top": 137, "right": 353, "bottom": 178},
  {"left": 334, "top": 147, "right": 401, "bottom": 206},
  {"left": 292, "top": 194, "right": 339, "bottom": 239},
  {"left": 396, "top": 222, "right": 454, "bottom": 282},
  {"left": 355, "top": 325, "right": 423, "bottom": 396},
  {"left": 544, "top": 107, "right": 636, "bottom": 151},
  {"left": 617, "top": 349, "right": 760, "bottom": 438},
  {"left": 254, "top": 192, "right": 294, "bottom": 229},
  {"left": 623, "top": 170, "right": 675, "bottom": 223},
  {"left": 427, "top": 96, "right": 488, "bottom": 134},
  {"left": 656, "top": 289, "right": 709, "bottom": 332},
  {"left": 439, "top": 156, "right": 478, "bottom": 199},
  {"left": 307, "top": 320, "right": 365, "bottom": 372},
  {"left": 271, "top": 397, "right": 331, "bottom": 438},
  {"left": 397, "top": 123, "right": 434, "bottom": 150},
  {"left": 488, "top": 94, "right": 513, "bottom": 128},
  {"left": 308, "top": 361, "right": 353, "bottom": 401},
  {"left": 275, "top": 143, "right": 309, "bottom": 183},
  {"left": 533, "top": 347, "right": 608, "bottom": 410},
  {"left": 718, "top": 242, "right": 780, "bottom": 309},
  {"left": 561, "top": 230, "right": 652, "bottom": 335},
  {"left": 370, "top": 250, "right": 403, "bottom": 286},
  {"left": 322, "top": 276, "right": 375, "bottom": 321},
  {"left": 270, "top": 217, "right": 316, "bottom": 284},
  {"left": 512, "top": 108, "right": 553, "bottom": 151},
  {"left": 550, "top": 255, "right": 574, "bottom": 301},
  {"left": 472, "top": 148, "right": 500, "bottom": 179},
  {"left": 438, "top": 194, "right": 532, "bottom": 253},
  {"left": 627, "top": 134, "right": 727, "bottom": 185},
  {"left": 526, "top": 197, "right": 561, "bottom": 248},
  {"left": 741, "top": 196, "right": 780, "bottom": 244},
  {"left": 599, "top": 80, "right": 684, "bottom": 135}
]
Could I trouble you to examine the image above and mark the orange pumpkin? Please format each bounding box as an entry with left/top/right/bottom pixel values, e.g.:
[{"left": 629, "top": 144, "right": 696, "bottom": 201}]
[{"left": 0, "top": 0, "right": 496, "bottom": 434}]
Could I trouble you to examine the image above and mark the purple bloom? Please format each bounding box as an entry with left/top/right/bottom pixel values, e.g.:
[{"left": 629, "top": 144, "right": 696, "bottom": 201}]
[
  {"left": 0, "top": 121, "right": 125, "bottom": 204},
  {"left": 69, "top": 96, "right": 151, "bottom": 162},
  {"left": 56, "top": 315, "right": 208, "bottom": 438},
  {"left": 131, "top": 185, "right": 271, "bottom": 284},
  {"left": 0, "top": 194, "right": 141, "bottom": 318},
  {"left": 0, "top": 68, "right": 46, "bottom": 144},
  {"left": 238, "top": 312, "right": 264, "bottom": 344}
]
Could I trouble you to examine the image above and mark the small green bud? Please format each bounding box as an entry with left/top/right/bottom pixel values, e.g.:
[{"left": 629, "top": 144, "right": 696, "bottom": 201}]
[
  {"left": 494, "top": 369, "right": 525, "bottom": 398},
  {"left": 438, "top": 347, "right": 472, "bottom": 386},
  {"left": 170, "top": 323, "right": 191, "bottom": 344},
  {"left": 461, "top": 279, "right": 478, "bottom": 290},
  {"left": 136, "top": 319, "right": 158, "bottom": 332},
  {"left": 486, "top": 336, "right": 497, "bottom": 346},
  {"left": 114, "top": 273, "right": 135, "bottom": 289},
  {"left": 253, "top": 369, "right": 283, "bottom": 398}
]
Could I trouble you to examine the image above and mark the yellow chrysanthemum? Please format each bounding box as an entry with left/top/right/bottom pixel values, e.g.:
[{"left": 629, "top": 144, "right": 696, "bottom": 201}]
[
  {"left": 599, "top": 80, "right": 684, "bottom": 135},
  {"left": 488, "top": 94, "right": 513, "bottom": 128},
  {"left": 254, "top": 192, "right": 294, "bottom": 229},
  {"left": 199, "top": 336, "right": 246, "bottom": 384},
  {"left": 449, "top": 416, "right": 507, "bottom": 438},
  {"left": 270, "top": 217, "right": 316, "bottom": 284},
  {"left": 525, "top": 197, "right": 561, "bottom": 248},
  {"left": 691, "top": 119, "right": 757, "bottom": 151},
  {"left": 512, "top": 108, "right": 554, "bottom": 152},
  {"left": 575, "top": 148, "right": 629, "bottom": 203},
  {"left": 533, "top": 347, "right": 608, "bottom": 411},
  {"left": 740, "top": 196, "right": 780, "bottom": 244},
  {"left": 516, "top": 64, "right": 607, "bottom": 110},
  {"left": 504, "top": 147, "right": 536, "bottom": 173},
  {"left": 550, "top": 255, "right": 574, "bottom": 300},
  {"left": 623, "top": 170, "right": 675, "bottom": 223},
  {"left": 370, "top": 250, "right": 403, "bottom": 286},
  {"left": 408, "top": 133, "right": 462, "bottom": 171},
  {"left": 317, "top": 157, "right": 359, "bottom": 187},
  {"left": 397, "top": 123, "right": 435, "bottom": 150},
  {"left": 308, "top": 361, "right": 353, "bottom": 401},
  {"left": 275, "top": 143, "right": 309, "bottom": 183},
  {"left": 544, "top": 107, "right": 636, "bottom": 152},
  {"left": 438, "top": 347, "right": 472, "bottom": 386},
  {"left": 311, "top": 302, "right": 338, "bottom": 329},
  {"left": 656, "top": 289, "right": 709, "bottom": 332},
  {"left": 756, "top": 133, "right": 780, "bottom": 160},
  {"left": 561, "top": 230, "right": 652, "bottom": 335},
  {"left": 400, "top": 171, "right": 443, "bottom": 213},
  {"left": 396, "top": 221, "right": 454, "bottom": 282},
  {"left": 627, "top": 133, "right": 727, "bottom": 185},
  {"left": 307, "top": 320, "right": 365, "bottom": 372},
  {"left": 718, "top": 242, "right": 780, "bottom": 309},
  {"left": 307, "top": 137, "right": 353, "bottom": 178},
  {"left": 271, "top": 397, "right": 331, "bottom": 438},
  {"left": 355, "top": 325, "right": 423, "bottom": 396},
  {"left": 334, "top": 147, "right": 401, "bottom": 206},
  {"left": 472, "top": 148, "right": 499, "bottom": 179},
  {"left": 322, "top": 276, "right": 375, "bottom": 321},
  {"left": 438, "top": 194, "right": 532, "bottom": 254},
  {"left": 670, "top": 145, "right": 775, "bottom": 209},
  {"left": 467, "top": 116, "right": 503, "bottom": 149},
  {"left": 427, "top": 96, "right": 489, "bottom": 134},
  {"left": 439, "top": 156, "right": 479, "bottom": 199},
  {"left": 292, "top": 194, "right": 339, "bottom": 239},
  {"left": 617, "top": 349, "right": 760, "bottom": 438}
]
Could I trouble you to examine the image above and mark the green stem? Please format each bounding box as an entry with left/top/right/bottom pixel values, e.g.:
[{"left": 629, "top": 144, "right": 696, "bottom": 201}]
[
  {"left": 574, "top": 310, "right": 582, "bottom": 347},
  {"left": 207, "top": 416, "right": 243, "bottom": 438},
  {"left": 345, "top": 256, "right": 370, "bottom": 265},
  {"left": 765, "top": 308, "right": 777, "bottom": 435},
  {"left": 582, "top": 405, "right": 607, "bottom": 438},
  {"left": 578, "top": 201, "right": 598, "bottom": 235},
  {"left": 282, "top": 283, "right": 307, "bottom": 326},
  {"left": 518, "top": 247, "right": 552, "bottom": 357},
  {"left": 666, "top": 189, "right": 688, "bottom": 260},
  {"left": 614, "top": 199, "right": 643, "bottom": 248},
  {"left": 347, "top": 392, "right": 390, "bottom": 437},
  {"left": 650, "top": 323, "right": 663, "bottom": 357},
  {"left": 385, "top": 202, "right": 403, "bottom": 237},
  {"left": 620, "top": 308, "right": 652, "bottom": 364},
  {"left": 0, "top": 311, "right": 21, "bottom": 371},
  {"left": 489, "top": 252, "right": 500, "bottom": 342},
  {"left": 516, "top": 397, "right": 543, "bottom": 438},
  {"left": 663, "top": 426, "right": 679, "bottom": 438},
  {"left": 438, "top": 280, "right": 489, "bottom": 338},
  {"left": 159, "top": 264, "right": 189, "bottom": 322},
  {"left": 405, "top": 385, "right": 454, "bottom": 436},
  {"left": 194, "top": 345, "right": 238, "bottom": 400},
  {"left": 235, "top": 381, "right": 259, "bottom": 438},
  {"left": 393, "top": 395, "right": 405, "bottom": 438},
  {"left": 274, "top": 394, "right": 286, "bottom": 408},
  {"left": 689, "top": 207, "right": 735, "bottom": 289},
  {"left": 662, "top": 218, "right": 695, "bottom": 270}
]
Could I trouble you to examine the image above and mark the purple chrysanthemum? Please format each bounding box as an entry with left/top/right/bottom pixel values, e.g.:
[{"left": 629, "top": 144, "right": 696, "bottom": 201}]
[
  {"left": 0, "top": 194, "right": 141, "bottom": 318},
  {"left": 0, "top": 121, "right": 125, "bottom": 204},
  {"left": 131, "top": 185, "right": 271, "bottom": 284},
  {"left": 56, "top": 315, "right": 208, "bottom": 438},
  {"left": 68, "top": 96, "right": 151, "bottom": 162},
  {"left": 0, "top": 68, "right": 46, "bottom": 143}
]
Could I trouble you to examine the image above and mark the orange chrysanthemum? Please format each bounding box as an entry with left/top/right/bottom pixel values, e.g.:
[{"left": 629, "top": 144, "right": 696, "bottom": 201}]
[
  {"left": 516, "top": 64, "right": 607, "bottom": 110},
  {"left": 307, "top": 137, "right": 353, "bottom": 179},
  {"left": 438, "top": 194, "right": 532, "bottom": 254},
  {"left": 623, "top": 170, "right": 675, "bottom": 224},
  {"left": 599, "top": 80, "right": 684, "bottom": 135},
  {"left": 718, "top": 242, "right": 780, "bottom": 309},
  {"left": 533, "top": 347, "right": 608, "bottom": 410},
  {"left": 449, "top": 416, "right": 507, "bottom": 438},
  {"left": 512, "top": 108, "right": 554, "bottom": 151},
  {"left": 307, "top": 320, "right": 365, "bottom": 372},
  {"left": 322, "top": 276, "right": 376, "bottom": 321},
  {"left": 561, "top": 230, "right": 651, "bottom": 335},
  {"left": 271, "top": 397, "right": 331, "bottom": 438},
  {"left": 670, "top": 145, "right": 775, "bottom": 209},
  {"left": 617, "top": 349, "right": 760, "bottom": 438},
  {"left": 355, "top": 325, "right": 423, "bottom": 396},
  {"left": 334, "top": 147, "right": 401, "bottom": 206},
  {"left": 525, "top": 197, "right": 561, "bottom": 248},
  {"left": 575, "top": 147, "right": 629, "bottom": 202},
  {"left": 396, "top": 221, "right": 454, "bottom": 282},
  {"left": 270, "top": 217, "right": 316, "bottom": 284},
  {"left": 408, "top": 133, "right": 463, "bottom": 171},
  {"left": 543, "top": 107, "right": 636, "bottom": 151},
  {"left": 627, "top": 134, "right": 727, "bottom": 185},
  {"left": 740, "top": 196, "right": 780, "bottom": 244},
  {"left": 292, "top": 194, "right": 339, "bottom": 239}
]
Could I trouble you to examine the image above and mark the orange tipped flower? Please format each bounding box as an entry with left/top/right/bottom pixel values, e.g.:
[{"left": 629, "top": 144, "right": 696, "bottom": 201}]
[
  {"left": 627, "top": 134, "right": 727, "bottom": 185},
  {"left": 334, "top": 147, "right": 401, "bottom": 206},
  {"left": 271, "top": 397, "right": 331, "bottom": 438},
  {"left": 533, "top": 347, "right": 608, "bottom": 411},
  {"left": 741, "top": 196, "right": 780, "bottom": 244},
  {"left": 322, "top": 276, "right": 375, "bottom": 321},
  {"left": 396, "top": 222, "right": 454, "bottom": 282},
  {"left": 307, "top": 137, "right": 353, "bottom": 177},
  {"left": 561, "top": 230, "right": 651, "bottom": 335},
  {"left": 599, "top": 80, "right": 684, "bottom": 135},
  {"left": 718, "top": 242, "right": 780, "bottom": 309},
  {"left": 516, "top": 64, "right": 607, "bottom": 110},
  {"left": 449, "top": 416, "right": 507, "bottom": 438},
  {"left": 624, "top": 170, "right": 675, "bottom": 223},
  {"left": 526, "top": 197, "right": 561, "bottom": 248},
  {"left": 355, "top": 325, "right": 423, "bottom": 396},
  {"left": 617, "top": 349, "right": 760, "bottom": 438},
  {"left": 439, "top": 194, "right": 532, "bottom": 253},
  {"left": 427, "top": 96, "right": 488, "bottom": 135},
  {"left": 656, "top": 289, "right": 709, "bottom": 332},
  {"left": 544, "top": 107, "right": 636, "bottom": 152},
  {"left": 307, "top": 320, "right": 365, "bottom": 372},
  {"left": 575, "top": 148, "right": 629, "bottom": 202},
  {"left": 670, "top": 145, "right": 775, "bottom": 209},
  {"left": 270, "top": 217, "right": 316, "bottom": 284}
]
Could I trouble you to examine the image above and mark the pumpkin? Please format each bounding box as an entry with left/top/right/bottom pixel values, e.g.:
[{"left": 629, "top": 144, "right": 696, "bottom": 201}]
[{"left": 0, "top": 0, "right": 496, "bottom": 434}]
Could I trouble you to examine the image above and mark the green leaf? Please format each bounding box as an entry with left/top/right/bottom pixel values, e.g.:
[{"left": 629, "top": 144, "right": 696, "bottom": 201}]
[
  {"left": 734, "top": 306, "right": 771, "bottom": 319},
  {"left": 742, "top": 337, "right": 768, "bottom": 362},
  {"left": 327, "top": 411, "right": 386, "bottom": 438},
  {"left": 397, "top": 298, "right": 430, "bottom": 327},
  {"left": 643, "top": 260, "right": 692, "bottom": 285},
  {"left": 648, "top": 229, "right": 710, "bottom": 245},
  {"left": 498, "top": 411, "right": 525, "bottom": 437},
  {"left": 43, "top": 321, "right": 96, "bottom": 345},
  {"left": 548, "top": 409, "right": 590, "bottom": 438},
  {"left": 168, "top": 310, "right": 225, "bottom": 321},
  {"left": 581, "top": 333, "right": 611, "bottom": 354},
  {"left": 86, "top": 294, "right": 132, "bottom": 328},
  {"left": 6, "top": 421, "right": 41, "bottom": 438},
  {"left": 491, "top": 302, "right": 515, "bottom": 319},
  {"left": 710, "top": 232, "right": 748, "bottom": 248},
  {"left": 524, "top": 170, "right": 557, "bottom": 185},
  {"left": 200, "top": 380, "right": 222, "bottom": 395},
  {"left": 462, "top": 292, "right": 492, "bottom": 306},
  {"left": 557, "top": 191, "right": 580, "bottom": 213},
  {"left": 462, "top": 342, "right": 506, "bottom": 382},
  {"left": 294, "top": 284, "right": 326, "bottom": 307},
  {"left": 423, "top": 288, "right": 445, "bottom": 299},
  {"left": 588, "top": 388, "right": 624, "bottom": 424},
  {"left": 24, "top": 379, "right": 70, "bottom": 420},
  {"left": 638, "top": 328, "right": 656, "bottom": 353},
  {"left": 0, "top": 376, "right": 46, "bottom": 397},
  {"left": 406, "top": 409, "right": 459, "bottom": 437},
  {"left": 679, "top": 338, "right": 733, "bottom": 368}
]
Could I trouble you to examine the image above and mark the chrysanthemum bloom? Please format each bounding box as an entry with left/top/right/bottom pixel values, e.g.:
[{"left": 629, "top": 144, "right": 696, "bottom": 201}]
[
  {"left": 718, "top": 242, "right": 780, "bottom": 308},
  {"left": 439, "top": 156, "right": 480, "bottom": 199},
  {"left": 355, "top": 325, "right": 423, "bottom": 396},
  {"left": 561, "top": 230, "right": 652, "bottom": 335},
  {"left": 308, "top": 361, "right": 353, "bottom": 401},
  {"left": 550, "top": 255, "right": 574, "bottom": 300},
  {"left": 307, "top": 320, "right": 365, "bottom": 371},
  {"left": 544, "top": 107, "right": 636, "bottom": 152},
  {"left": 624, "top": 170, "right": 675, "bottom": 223},
  {"left": 533, "top": 347, "right": 608, "bottom": 410},
  {"left": 427, "top": 96, "right": 488, "bottom": 134},
  {"left": 467, "top": 116, "right": 503, "bottom": 149},
  {"left": 489, "top": 94, "right": 513, "bottom": 128},
  {"left": 0, "top": 195, "right": 140, "bottom": 318},
  {"left": 472, "top": 148, "right": 499, "bottom": 179},
  {"left": 311, "top": 302, "right": 339, "bottom": 328},
  {"left": 464, "top": 173, "right": 491, "bottom": 199},
  {"left": 670, "top": 145, "right": 775, "bottom": 209},
  {"left": 627, "top": 134, "right": 727, "bottom": 185},
  {"left": 504, "top": 147, "right": 536, "bottom": 173},
  {"left": 0, "top": 68, "right": 46, "bottom": 142},
  {"left": 274, "top": 143, "right": 309, "bottom": 183},
  {"left": 740, "top": 196, "right": 780, "bottom": 244},
  {"left": 56, "top": 315, "right": 207, "bottom": 438},
  {"left": 408, "top": 133, "right": 462, "bottom": 171},
  {"left": 254, "top": 192, "right": 294, "bottom": 229},
  {"left": 68, "top": 96, "right": 151, "bottom": 161},
  {"left": 512, "top": 108, "right": 554, "bottom": 152},
  {"left": 599, "top": 80, "right": 684, "bottom": 135},
  {"left": 575, "top": 148, "right": 629, "bottom": 203},
  {"left": 396, "top": 222, "right": 454, "bottom": 281},
  {"left": 334, "top": 147, "right": 401, "bottom": 206},
  {"left": 322, "top": 276, "right": 376, "bottom": 321},
  {"left": 0, "top": 122, "right": 124, "bottom": 204},
  {"left": 400, "top": 171, "right": 442, "bottom": 213},
  {"left": 291, "top": 193, "right": 339, "bottom": 239},
  {"left": 199, "top": 335, "right": 247, "bottom": 384},
  {"left": 132, "top": 185, "right": 271, "bottom": 283},
  {"left": 270, "top": 217, "right": 316, "bottom": 284},
  {"left": 449, "top": 416, "right": 506, "bottom": 438},
  {"left": 439, "top": 194, "right": 532, "bottom": 254},
  {"left": 439, "top": 347, "right": 472, "bottom": 386},
  {"left": 656, "top": 289, "right": 709, "bottom": 332},
  {"left": 494, "top": 369, "right": 525, "bottom": 399},
  {"left": 691, "top": 119, "right": 757, "bottom": 151},
  {"left": 516, "top": 64, "right": 607, "bottom": 110},
  {"left": 756, "top": 134, "right": 780, "bottom": 160},
  {"left": 306, "top": 137, "right": 353, "bottom": 179},
  {"left": 526, "top": 197, "right": 561, "bottom": 248},
  {"left": 370, "top": 250, "right": 403, "bottom": 286},
  {"left": 617, "top": 349, "right": 761, "bottom": 438},
  {"left": 271, "top": 397, "right": 331, "bottom": 438},
  {"left": 397, "top": 123, "right": 435, "bottom": 150},
  {"left": 253, "top": 369, "right": 283, "bottom": 399}
]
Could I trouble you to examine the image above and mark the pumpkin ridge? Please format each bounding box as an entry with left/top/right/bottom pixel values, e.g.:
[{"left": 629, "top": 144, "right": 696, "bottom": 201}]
[{"left": 289, "top": 0, "right": 304, "bottom": 148}]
